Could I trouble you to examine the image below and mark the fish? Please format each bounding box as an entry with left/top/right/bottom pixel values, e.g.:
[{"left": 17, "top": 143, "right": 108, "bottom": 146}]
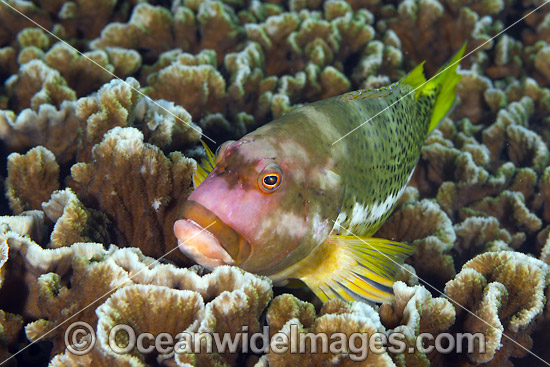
[{"left": 174, "top": 45, "right": 466, "bottom": 304}]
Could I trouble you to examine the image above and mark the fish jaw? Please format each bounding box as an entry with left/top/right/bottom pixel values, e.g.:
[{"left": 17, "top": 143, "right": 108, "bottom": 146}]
[
  {"left": 174, "top": 218, "right": 234, "bottom": 269},
  {"left": 175, "top": 199, "right": 252, "bottom": 269}
]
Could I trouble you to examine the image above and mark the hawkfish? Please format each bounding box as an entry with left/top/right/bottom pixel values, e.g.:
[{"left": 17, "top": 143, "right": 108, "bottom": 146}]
[{"left": 174, "top": 46, "right": 465, "bottom": 303}]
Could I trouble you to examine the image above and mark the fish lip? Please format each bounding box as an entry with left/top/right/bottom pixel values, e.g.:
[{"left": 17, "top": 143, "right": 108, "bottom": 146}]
[
  {"left": 175, "top": 200, "right": 252, "bottom": 266},
  {"left": 174, "top": 218, "right": 235, "bottom": 269}
]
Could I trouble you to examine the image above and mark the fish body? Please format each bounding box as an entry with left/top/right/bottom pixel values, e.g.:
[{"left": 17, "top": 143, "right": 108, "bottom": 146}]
[{"left": 174, "top": 46, "right": 465, "bottom": 303}]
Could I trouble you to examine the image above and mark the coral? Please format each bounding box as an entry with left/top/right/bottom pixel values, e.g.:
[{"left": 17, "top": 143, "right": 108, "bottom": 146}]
[
  {"left": 264, "top": 294, "right": 394, "bottom": 366},
  {"left": 377, "top": 191, "right": 457, "bottom": 284},
  {"left": 0, "top": 213, "right": 104, "bottom": 319},
  {"left": 0, "top": 210, "right": 46, "bottom": 244},
  {"left": 0, "top": 1, "right": 53, "bottom": 47},
  {"left": 68, "top": 127, "right": 196, "bottom": 263},
  {"left": 75, "top": 77, "right": 141, "bottom": 162},
  {"left": 42, "top": 188, "right": 111, "bottom": 248},
  {"left": 133, "top": 97, "right": 201, "bottom": 151},
  {"left": 16, "top": 27, "right": 49, "bottom": 50},
  {"left": 454, "top": 70, "right": 493, "bottom": 123},
  {"left": 384, "top": 0, "right": 489, "bottom": 74},
  {"left": 351, "top": 39, "right": 403, "bottom": 90},
  {"left": 526, "top": 41, "right": 550, "bottom": 87},
  {"left": 75, "top": 77, "right": 201, "bottom": 161},
  {"left": 196, "top": 0, "right": 246, "bottom": 65},
  {"left": 0, "top": 309, "right": 23, "bottom": 365},
  {"left": 17, "top": 241, "right": 272, "bottom": 366},
  {"left": 0, "top": 238, "right": 7, "bottom": 288},
  {"left": 379, "top": 282, "right": 456, "bottom": 367},
  {"left": 458, "top": 190, "right": 541, "bottom": 250},
  {"left": 0, "top": 101, "right": 80, "bottom": 163},
  {"left": 43, "top": 42, "right": 117, "bottom": 97},
  {"left": 5, "top": 146, "right": 59, "bottom": 214},
  {"left": 445, "top": 251, "right": 550, "bottom": 365},
  {"left": 0, "top": 46, "right": 17, "bottom": 83},
  {"left": 105, "top": 47, "right": 142, "bottom": 78},
  {"left": 5, "top": 59, "right": 76, "bottom": 112},
  {"left": 265, "top": 294, "right": 317, "bottom": 335},
  {"left": 484, "top": 35, "right": 523, "bottom": 80},
  {"left": 90, "top": 3, "right": 177, "bottom": 63},
  {"left": 245, "top": 12, "right": 301, "bottom": 76},
  {"left": 224, "top": 42, "right": 274, "bottom": 122},
  {"left": 453, "top": 216, "right": 513, "bottom": 260},
  {"left": 54, "top": 0, "right": 117, "bottom": 39},
  {"left": 144, "top": 63, "right": 226, "bottom": 120}
]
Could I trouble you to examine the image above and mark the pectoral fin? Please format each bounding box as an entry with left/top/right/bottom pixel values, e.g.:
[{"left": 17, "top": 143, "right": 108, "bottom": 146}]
[
  {"left": 297, "top": 234, "right": 414, "bottom": 304},
  {"left": 193, "top": 140, "right": 216, "bottom": 188}
]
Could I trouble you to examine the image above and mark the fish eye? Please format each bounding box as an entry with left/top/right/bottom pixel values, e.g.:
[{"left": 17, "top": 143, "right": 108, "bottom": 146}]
[{"left": 258, "top": 164, "right": 283, "bottom": 193}]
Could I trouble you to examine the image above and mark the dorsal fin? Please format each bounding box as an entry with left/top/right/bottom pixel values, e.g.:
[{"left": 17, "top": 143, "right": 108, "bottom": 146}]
[
  {"left": 193, "top": 140, "right": 216, "bottom": 188},
  {"left": 342, "top": 82, "right": 399, "bottom": 102}
]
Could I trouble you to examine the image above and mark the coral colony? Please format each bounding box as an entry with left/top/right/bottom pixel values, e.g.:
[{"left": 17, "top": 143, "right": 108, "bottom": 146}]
[{"left": 0, "top": 0, "right": 549, "bottom": 366}]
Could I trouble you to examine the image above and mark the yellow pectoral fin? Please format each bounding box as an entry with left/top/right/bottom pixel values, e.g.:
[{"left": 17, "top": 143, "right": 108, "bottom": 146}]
[
  {"left": 297, "top": 234, "right": 414, "bottom": 304},
  {"left": 193, "top": 139, "right": 217, "bottom": 188}
]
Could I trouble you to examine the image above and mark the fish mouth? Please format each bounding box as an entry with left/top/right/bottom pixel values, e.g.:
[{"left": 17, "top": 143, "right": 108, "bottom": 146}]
[{"left": 174, "top": 200, "right": 251, "bottom": 269}]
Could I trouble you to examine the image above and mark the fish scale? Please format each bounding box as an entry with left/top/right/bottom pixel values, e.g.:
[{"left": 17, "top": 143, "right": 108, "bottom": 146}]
[
  {"left": 176, "top": 45, "right": 466, "bottom": 304},
  {"left": 319, "top": 83, "right": 435, "bottom": 237}
]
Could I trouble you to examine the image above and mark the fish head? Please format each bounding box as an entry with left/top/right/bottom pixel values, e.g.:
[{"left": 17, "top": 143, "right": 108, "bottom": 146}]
[{"left": 174, "top": 133, "right": 343, "bottom": 276}]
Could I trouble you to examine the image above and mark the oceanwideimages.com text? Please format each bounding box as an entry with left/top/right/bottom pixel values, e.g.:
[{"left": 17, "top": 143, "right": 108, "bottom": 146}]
[{"left": 65, "top": 322, "right": 486, "bottom": 361}]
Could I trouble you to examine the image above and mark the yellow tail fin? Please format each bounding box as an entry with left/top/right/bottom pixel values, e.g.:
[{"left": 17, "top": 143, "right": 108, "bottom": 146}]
[{"left": 402, "top": 44, "right": 466, "bottom": 132}]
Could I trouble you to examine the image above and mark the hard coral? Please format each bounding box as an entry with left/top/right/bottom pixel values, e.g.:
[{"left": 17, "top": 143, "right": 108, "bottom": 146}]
[
  {"left": 0, "top": 214, "right": 103, "bottom": 319},
  {"left": 144, "top": 63, "right": 226, "bottom": 119},
  {"left": 445, "top": 251, "right": 550, "bottom": 366},
  {"left": 43, "top": 42, "right": 118, "bottom": 97},
  {"left": 91, "top": 3, "right": 179, "bottom": 63},
  {"left": 75, "top": 77, "right": 141, "bottom": 162},
  {"left": 68, "top": 127, "right": 196, "bottom": 264},
  {"left": 42, "top": 188, "right": 111, "bottom": 248},
  {"left": 21, "top": 241, "right": 272, "bottom": 366},
  {"left": 377, "top": 189, "right": 456, "bottom": 284},
  {"left": 0, "top": 100, "right": 79, "bottom": 164},
  {"left": 5, "top": 59, "right": 76, "bottom": 112},
  {"left": 264, "top": 294, "right": 394, "bottom": 366},
  {"left": 379, "top": 281, "right": 455, "bottom": 367},
  {"left": 5, "top": 146, "right": 59, "bottom": 214}
]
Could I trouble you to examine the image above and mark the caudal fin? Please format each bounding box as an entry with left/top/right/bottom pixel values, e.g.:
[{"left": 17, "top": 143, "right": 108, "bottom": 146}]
[
  {"left": 298, "top": 235, "right": 414, "bottom": 303},
  {"left": 402, "top": 44, "right": 466, "bottom": 133}
]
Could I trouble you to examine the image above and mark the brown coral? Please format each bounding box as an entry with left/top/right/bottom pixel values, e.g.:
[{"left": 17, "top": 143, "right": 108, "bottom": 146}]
[
  {"left": 0, "top": 101, "right": 80, "bottom": 163},
  {"left": 20, "top": 240, "right": 272, "bottom": 366},
  {"left": 42, "top": 188, "right": 111, "bottom": 248},
  {"left": 377, "top": 193, "right": 457, "bottom": 283},
  {"left": 90, "top": 3, "right": 177, "bottom": 63},
  {"left": 264, "top": 294, "right": 394, "bottom": 366},
  {"left": 5, "top": 146, "right": 59, "bottom": 214},
  {"left": 144, "top": 63, "right": 226, "bottom": 120},
  {"left": 5, "top": 59, "right": 76, "bottom": 112},
  {"left": 68, "top": 127, "right": 196, "bottom": 263},
  {"left": 0, "top": 217, "right": 104, "bottom": 319},
  {"left": 379, "top": 281, "right": 456, "bottom": 367},
  {"left": 75, "top": 77, "right": 141, "bottom": 161},
  {"left": 445, "top": 251, "right": 550, "bottom": 365}
]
